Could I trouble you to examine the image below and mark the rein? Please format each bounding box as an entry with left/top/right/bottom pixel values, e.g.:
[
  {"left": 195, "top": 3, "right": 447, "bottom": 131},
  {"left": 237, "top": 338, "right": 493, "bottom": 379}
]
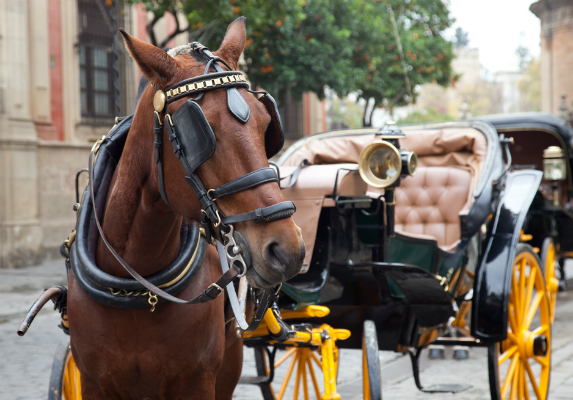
[{"left": 89, "top": 42, "right": 293, "bottom": 331}]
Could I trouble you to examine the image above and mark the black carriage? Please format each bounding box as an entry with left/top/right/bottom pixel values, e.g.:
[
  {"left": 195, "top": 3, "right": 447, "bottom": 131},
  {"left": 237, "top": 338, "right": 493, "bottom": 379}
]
[{"left": 241, "top": 119, "right": 554, "bottom": 400}]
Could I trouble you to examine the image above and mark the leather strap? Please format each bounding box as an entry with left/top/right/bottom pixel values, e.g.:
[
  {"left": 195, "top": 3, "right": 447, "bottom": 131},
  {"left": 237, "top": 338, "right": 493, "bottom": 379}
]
[
  {"left": 212, "top": 168, "right": 278, "bottom": 199},
  {"left": 89, "top": 149, "right": 239, "bottom": 306},
  {"left": 221, "top": 201, "right": 296, "bottom": 225},
  {"left": 154, "top": 113, "right": 171, "bottom": 207},
  {"left": 281, "top": 159, "right": 312, "bottom": 189}
]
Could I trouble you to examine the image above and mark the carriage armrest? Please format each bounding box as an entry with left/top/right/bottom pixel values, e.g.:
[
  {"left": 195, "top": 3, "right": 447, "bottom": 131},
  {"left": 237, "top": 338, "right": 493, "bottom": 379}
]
[{"left": 280, "top": 164, "right": 367, "bottom": 272}]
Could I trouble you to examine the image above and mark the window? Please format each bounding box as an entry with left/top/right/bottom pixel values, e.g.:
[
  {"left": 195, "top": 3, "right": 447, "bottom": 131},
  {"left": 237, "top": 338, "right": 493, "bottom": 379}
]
[{"left": 77, "top": 0, "right": 120, "bottom": 124}]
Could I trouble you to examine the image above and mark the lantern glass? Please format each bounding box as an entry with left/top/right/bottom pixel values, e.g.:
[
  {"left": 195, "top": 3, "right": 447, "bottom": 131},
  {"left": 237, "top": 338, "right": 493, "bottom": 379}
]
[{"left": 543, "top": 158, "right": 566, "bottom": 181}]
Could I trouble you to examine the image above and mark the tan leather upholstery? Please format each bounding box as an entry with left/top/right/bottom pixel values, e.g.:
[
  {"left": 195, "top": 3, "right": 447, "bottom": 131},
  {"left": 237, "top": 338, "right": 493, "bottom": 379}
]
[
  {"left": 395, "top": 166, "right": 472, "bottom": 251},
  {"left": 280, "top": 127, "right": 487, "bottom": 253}
]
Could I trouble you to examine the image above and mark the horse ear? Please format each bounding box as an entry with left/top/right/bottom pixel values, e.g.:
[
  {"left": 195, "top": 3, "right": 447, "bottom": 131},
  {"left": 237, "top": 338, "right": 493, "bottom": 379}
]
[
  {"left": 119, "top": 28, "right": 178, "bottom": 87},
  {"left": 216, "top": 17, "right": 246, "bottom": 70}
]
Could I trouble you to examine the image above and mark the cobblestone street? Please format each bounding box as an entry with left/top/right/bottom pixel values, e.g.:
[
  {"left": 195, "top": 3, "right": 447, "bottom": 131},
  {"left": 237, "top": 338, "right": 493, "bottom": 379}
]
[{"left": 2, "top": 260, "right": 573, "bottom": 399}]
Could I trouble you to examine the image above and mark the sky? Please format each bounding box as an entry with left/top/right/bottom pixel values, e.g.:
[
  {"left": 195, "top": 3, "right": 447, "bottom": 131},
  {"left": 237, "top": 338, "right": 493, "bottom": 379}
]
[{"left": 446, "top": 0, "right": 541, "bottom": 74}]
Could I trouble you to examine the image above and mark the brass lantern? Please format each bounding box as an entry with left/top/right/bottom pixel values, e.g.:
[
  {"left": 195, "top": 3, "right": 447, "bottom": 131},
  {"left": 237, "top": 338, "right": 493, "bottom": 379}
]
[
  {"left": 358, "top": 121, "right": 417, "bottom": 188},
  {"left": 543, "top": 146, "right": 566, "bottom": 181}
]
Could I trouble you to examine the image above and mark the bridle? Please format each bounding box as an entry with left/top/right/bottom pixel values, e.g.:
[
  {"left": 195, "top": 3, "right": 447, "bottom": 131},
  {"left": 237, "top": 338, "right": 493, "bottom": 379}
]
[
  {"left": 88, "top": 42, "right": 295, "bottom": 329},
  {"left": 153, "top": 42, "right": 295, "bottom": 268}
]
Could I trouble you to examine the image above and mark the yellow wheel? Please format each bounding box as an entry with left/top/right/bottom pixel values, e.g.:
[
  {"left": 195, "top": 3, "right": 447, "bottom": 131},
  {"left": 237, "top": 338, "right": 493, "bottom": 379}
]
[
  {"left": 254, "top": 345, "right": 333, "bottom": 400},
  {"left": 488, "top": 244, "right": 551, "bottom": 400},
  {"left": 541, "top": 238, "right": 559, "bottom": 323},
  {"left": 49, "top": 339, "right": 82, "bottom": 400}
]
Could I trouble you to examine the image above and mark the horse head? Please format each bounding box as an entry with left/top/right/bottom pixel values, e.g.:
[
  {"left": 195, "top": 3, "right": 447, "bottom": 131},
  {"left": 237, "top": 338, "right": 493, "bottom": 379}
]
[{"left": 120, "top": 18, "right": 305, "bottom": 288}]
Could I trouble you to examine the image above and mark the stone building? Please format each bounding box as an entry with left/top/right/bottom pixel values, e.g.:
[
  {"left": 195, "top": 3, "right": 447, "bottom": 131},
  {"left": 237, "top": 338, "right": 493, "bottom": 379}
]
[
  {"left": 530, "top": 0, "right": 573, "bottom": 115},
  {"left": 0, "top": 0, "right": 324, "bottom": 269}
]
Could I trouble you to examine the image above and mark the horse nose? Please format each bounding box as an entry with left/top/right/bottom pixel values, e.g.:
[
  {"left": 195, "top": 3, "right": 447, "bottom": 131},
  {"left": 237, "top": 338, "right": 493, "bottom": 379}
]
[{"left": 263, "top": 237, "right": 305, "bottom": 282}]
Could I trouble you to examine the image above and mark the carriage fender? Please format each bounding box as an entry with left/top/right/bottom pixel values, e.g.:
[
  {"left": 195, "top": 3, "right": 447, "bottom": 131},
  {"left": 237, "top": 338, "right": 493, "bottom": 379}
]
[{"left": 471, "top": 169, "right": 543, "bottom": 343}]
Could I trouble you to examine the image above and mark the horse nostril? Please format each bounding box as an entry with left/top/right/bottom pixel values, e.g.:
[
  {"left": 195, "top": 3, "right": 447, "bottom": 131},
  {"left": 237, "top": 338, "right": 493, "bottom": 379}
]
[
  {"left": 268, "top": 242, "right": 290, "bottom": 268},
  {"left": 262, "top": 238, "right": 305, "bottom": 282}
]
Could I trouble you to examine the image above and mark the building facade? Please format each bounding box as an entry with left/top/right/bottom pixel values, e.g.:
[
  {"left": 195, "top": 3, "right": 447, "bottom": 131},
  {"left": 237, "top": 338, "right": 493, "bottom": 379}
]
[
  {"left": 531, "top": 0, "right": 573, "bottom": 115},
  {"left": 0, "top": 0, "right": 323, "bottom": 268}
]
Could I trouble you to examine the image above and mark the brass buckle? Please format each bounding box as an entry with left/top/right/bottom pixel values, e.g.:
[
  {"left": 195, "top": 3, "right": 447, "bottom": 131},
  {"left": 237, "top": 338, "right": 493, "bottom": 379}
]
[
  {"left": 213, "top": 210, "right": 222, "bottom": 228},
  {"left": 207, "top": 283, "right": 224, "bottom": 296},
  {"left": 207, "top": 189, "right": 217, "bottom": 202},
  {"left": 91, "top": 135, "right": 107, "bottom": 155},
  {"left": 200, "top": 209, "right": 222, "bottom": 228},
  {"left": 63, "top": 230, "right": 77, "bottom": 250}
]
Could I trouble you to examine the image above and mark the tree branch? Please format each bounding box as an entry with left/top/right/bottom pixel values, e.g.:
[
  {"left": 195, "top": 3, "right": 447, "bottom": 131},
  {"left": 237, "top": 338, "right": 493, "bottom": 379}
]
[
  {"left": 159, "top": 8, "right": 191, "bottom": 49},
  {"left": 147, "top": 13, "right": 161, "bottom": 47}
]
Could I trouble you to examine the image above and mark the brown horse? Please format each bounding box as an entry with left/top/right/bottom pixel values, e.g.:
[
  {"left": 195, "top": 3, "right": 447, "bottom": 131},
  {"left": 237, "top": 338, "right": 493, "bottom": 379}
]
[{"left": 67, "top": 18, "right": 305, "bottom": 399}]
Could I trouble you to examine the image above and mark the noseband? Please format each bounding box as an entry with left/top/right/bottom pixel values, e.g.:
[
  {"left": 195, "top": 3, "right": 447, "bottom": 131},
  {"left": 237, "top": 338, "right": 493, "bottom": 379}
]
[{"left": 88, "top": 43, "right": 294, "bottom": 329}]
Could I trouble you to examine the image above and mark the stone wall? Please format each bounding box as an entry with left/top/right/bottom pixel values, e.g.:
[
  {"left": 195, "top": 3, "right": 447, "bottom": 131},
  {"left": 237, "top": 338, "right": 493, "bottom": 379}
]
[
  {"left": 531, "top": 0, "right": 573, "bottom": 114},
  {"left": 37, "top": 141, "right": 91, "bottom": 259}
]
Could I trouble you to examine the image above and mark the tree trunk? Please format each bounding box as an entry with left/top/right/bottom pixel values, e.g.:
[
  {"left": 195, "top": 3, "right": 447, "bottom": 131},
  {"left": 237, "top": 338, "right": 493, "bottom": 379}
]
[
  {"left": 362, "top": 98, "right": 372, "bottom": 127},
  {"left": 366, "top": 101, "right": 379, "bottom": 127}
]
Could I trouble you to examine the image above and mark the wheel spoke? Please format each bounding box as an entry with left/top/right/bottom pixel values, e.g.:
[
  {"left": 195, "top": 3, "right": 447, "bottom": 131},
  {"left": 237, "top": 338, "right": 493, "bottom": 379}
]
[
  {"left": 532, "top": 326, "right": 548, "bottom": 336},
  {"left": 510, "top": 359, "right": 519, "bottom": 400},
  {"left": 310, "top": 351, "right": 322, "bottom": 369},
  {"left": 523, "top": 359, "right": 542, "bottom": 399},
  {"left": 508, "top": 331, "right": 518, "bottom": 345},
  {"left": 522, "top": 267, "right": 537, "bottom": 327},
  {"left": 301, "top": 350, "right": 309, "bottom": 400},
  {"left": 499, "top": 346, "right": 518, "bottom": 365},
  {"left": 521, "top": 360, "right": 529, "bottom": 400},
  {"left": 278, "top": 349, "right": 299, "bottom": 400},
  {"left": 508, "top": 305, "right": 519, "bottom": 334},
  {"left": 518, "top": 360, "right": 525, "bottom": 400},
  {"left": 501, "top": 354, "right": 519, "bottom": 399},
  {"left": 533, "top": 356, "right": 549, "bottom": 368},
  {"left": 293, "top": 350, "right": 303, "bottom": 400},
  {"left": 524, "top": 293, "right": 543, "bottom": 330},
  {"left": 275, "top": 348, "right": 297, "bottom": 368},
  {"left": 306, "top": 352, "right": 322, "bottom": 400}
]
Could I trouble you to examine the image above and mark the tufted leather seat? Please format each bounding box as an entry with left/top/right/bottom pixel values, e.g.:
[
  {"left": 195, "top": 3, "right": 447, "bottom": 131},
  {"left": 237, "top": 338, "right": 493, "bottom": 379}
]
[
  {"left": 281, "top": 126, "right": 488, "bottom": 253},
  {"left": 395, "top": 166, "right": 472, "bottom": 251}
]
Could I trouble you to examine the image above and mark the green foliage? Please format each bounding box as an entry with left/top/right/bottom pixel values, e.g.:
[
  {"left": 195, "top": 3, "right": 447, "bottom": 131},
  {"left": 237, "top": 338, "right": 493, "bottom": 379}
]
[
  {"left": 396, "top": 107, "right": 454, "bottom": 124},
  {"left": 124, "top": 0, "right": 455, "bottom": 121}
]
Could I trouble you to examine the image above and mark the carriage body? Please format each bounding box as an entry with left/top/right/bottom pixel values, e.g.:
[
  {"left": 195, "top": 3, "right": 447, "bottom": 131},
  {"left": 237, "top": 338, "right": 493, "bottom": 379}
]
[
  {"left": 243, "top": 117, "right": 556, "bottom": 400},
  {"left": 271, "top": 120, "right": 519, "bottom": 352},
  {"left": 479, "top": 113, "right": 573, "bottom": 283}
]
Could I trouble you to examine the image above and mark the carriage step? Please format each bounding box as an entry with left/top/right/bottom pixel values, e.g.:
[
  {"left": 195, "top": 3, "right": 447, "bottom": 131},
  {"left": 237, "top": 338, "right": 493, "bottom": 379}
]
[
  {"left": 410, "top": 348, "right": 472, "bottom": 393},
  {"left": 238, "top": 375, "right": 270, "bottom": 385},
  {"left": 420, "top": 384, "right": 471, "bottom": 393}
]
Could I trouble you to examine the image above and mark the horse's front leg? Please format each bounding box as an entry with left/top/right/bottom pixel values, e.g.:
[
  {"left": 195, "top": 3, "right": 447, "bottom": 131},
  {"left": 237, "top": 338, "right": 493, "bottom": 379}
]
[
  {"left": 215, "top": 299, "right": 255, "bottom": 400},
  {"left": 215, "top": 332, "right": 244, "bottom": 400}
]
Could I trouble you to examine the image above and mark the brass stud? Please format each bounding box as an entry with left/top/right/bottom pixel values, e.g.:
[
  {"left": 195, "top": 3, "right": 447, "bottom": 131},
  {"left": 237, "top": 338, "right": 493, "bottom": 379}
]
[{"left": 153, "top": 90, "right": 166, "bottom": 112}]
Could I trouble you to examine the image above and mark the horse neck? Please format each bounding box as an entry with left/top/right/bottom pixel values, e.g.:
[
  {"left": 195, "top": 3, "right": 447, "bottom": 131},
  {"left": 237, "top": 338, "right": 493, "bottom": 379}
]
[{"left": 95, "top": 109, "right": 184, "bottom": 279}]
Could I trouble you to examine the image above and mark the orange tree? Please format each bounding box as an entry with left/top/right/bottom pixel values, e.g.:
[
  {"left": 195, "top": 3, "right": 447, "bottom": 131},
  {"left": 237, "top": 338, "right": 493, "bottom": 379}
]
[{"left": 123, "top": 0, "right": 454, "bottom": 123}]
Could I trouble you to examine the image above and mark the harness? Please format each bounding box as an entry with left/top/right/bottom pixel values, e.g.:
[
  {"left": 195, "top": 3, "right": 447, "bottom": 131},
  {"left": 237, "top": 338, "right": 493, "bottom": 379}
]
[{"left": 82, "top": 43, "right": 294, "bottom": 331}]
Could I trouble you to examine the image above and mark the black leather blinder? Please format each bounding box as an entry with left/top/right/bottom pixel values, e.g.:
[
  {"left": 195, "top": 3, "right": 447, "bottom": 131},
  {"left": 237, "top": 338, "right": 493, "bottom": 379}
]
[
  {"left": 259, "top": 93, "right": 284, "bottom": 159},
  {"left": 170, "top": 99, "right": 216, "bottom": 174}
]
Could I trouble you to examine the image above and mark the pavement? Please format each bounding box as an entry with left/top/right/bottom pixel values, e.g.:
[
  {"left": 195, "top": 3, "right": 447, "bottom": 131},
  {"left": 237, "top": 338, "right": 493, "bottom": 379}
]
[{"left": 1, "top": 258, "right": 573, "bottom": 399}]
